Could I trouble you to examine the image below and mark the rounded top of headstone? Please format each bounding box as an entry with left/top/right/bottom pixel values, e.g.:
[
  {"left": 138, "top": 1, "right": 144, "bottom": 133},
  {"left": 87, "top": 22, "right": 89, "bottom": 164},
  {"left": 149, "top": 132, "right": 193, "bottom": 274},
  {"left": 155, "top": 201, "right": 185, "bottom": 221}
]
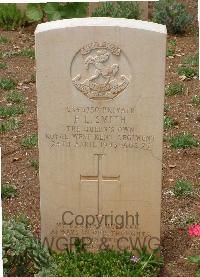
[{"left": 35, "top": 17, "right": 167, "bottom": 35}]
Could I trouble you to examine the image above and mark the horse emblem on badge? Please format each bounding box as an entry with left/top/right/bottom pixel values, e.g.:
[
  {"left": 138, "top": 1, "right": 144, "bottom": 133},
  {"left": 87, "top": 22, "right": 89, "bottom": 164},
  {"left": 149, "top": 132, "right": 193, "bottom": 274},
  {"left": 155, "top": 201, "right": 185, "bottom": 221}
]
[{"left": 71, "top": 42, "right": 130, "bottom": 100}]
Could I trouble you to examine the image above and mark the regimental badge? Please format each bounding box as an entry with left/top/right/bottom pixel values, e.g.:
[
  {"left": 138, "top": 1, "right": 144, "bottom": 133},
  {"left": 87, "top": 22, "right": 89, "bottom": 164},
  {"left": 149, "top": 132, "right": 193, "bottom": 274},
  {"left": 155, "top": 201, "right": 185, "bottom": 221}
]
[{"left": 71, "top": 42, "right": 130, "bottom": 100}]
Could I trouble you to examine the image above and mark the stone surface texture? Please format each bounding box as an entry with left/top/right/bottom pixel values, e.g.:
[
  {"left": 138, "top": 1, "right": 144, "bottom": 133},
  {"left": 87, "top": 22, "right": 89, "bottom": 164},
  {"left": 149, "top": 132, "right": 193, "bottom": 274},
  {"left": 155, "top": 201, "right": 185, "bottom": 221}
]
[{"left": 35, "top": 18, "right": 166, "bottom": 252}]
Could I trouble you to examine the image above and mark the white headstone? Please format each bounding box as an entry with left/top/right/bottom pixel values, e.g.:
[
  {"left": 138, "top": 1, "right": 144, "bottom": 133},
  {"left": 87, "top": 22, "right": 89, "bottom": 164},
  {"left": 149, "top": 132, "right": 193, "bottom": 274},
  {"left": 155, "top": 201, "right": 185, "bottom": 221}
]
[{"left": 36, "top": 18, "right": 166, "bottom": 252}]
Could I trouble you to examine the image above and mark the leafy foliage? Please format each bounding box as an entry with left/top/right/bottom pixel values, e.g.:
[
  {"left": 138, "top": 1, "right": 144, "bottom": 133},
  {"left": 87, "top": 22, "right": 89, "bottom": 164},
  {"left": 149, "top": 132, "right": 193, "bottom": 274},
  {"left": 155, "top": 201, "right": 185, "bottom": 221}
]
[
  {"left": 0, "top": 62, "right": 7, "bottom": 69},
  {"left": 177, "top": 52, "right": 199, "bottom": 78},
  {"left": 166, "top": 39, "right": 177, "bottom": 57},
  {"left": 169, "top": 133, "right": 200, "bottom": 148},
  {"left": 182, "top": 53, "right": 199, "bottom": 67},
  {"left": 19, "top": 48, "right": 35, "bottom": 59},
  {"left": 164, "top": 116, "right": 175, "bottom": 129},
  {"left": 37, "top": 246, "right": 163, "bottom": 277},
  {"left": 0, "top": 78, "right": 16, "bottom": 90},
  {"left": 0, "top": 35, "right": 10, "bottom": 44},
  {"left": 1, "top": 48, "right": 35, "bottom": 59},
  {"left": 153, "top": 0, "right": 192, "bottom": 34},
  {"left": 0, "top": 50, "right": 19, "bottom": 58},
  {"left": 26, "top": 3, "right": 88, "bottom": 22},
  {"left": 45, "top": 3, "right": 88, "bottom": 20},
  {"left": 187, "top": 255, "right": 200, "bottom": 277},
  {"left": 21, "top": 134, "right": 38, "bottom": 148},
  {"left": 166, "top": 48, "right": 175, "bottom": 57},
  {"left": 92, "top": 2, "right": 141, "bottom": 19},
  {"left": 0, "top": 4, "right": 25, "bottom": 30},
  {"left": 177, "top": 66, "right": 198, "bottom": 78},
  {"left": 0, "top": 105, "right": 25, "bottom": 118},
  {"left": 26, "top": 4, "right": 43, "bottom": 22},
  {"left": 6, "top": 91, "right": 25, "bottom": 104},
  {"left": 0, "top": 118, "right": 21, "bottom": 133},
  {"left": 165, "top": 83, "right": 185, "bottom": 96},
  {"left": 1, "top": 183, "right": 17, "bottom": 199},
  {"left": 192, "top": 96, "right": 200, "bottom": 106},
  {"left": 164, "top": 104, "right": 171, "bottom": 112},
  {"left": 168, "top": 39, "right": 177, "bottom": 47},
  {"left": 173, "top": 180, "right": 193, "bottom": 197},
  {"left": 3, "top": 217, "right": 50, "bottom": 276},
  {"left": 3, "top": 218, "right": 162, "bottom": 277},
  {"left": 30, "top": 159, "right": 39, "bottom": 170},
  {"left": 188, "top": 255, "right": 200, "bottom": 264}
]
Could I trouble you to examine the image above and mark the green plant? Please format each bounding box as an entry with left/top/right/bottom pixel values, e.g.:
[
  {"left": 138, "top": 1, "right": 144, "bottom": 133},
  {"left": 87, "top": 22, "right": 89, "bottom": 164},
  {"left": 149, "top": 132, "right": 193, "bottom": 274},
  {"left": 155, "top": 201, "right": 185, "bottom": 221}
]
[
  {"left": 6, "top": 91, "right": 25, "bottom": 103},
  {"left": 3, "top": 218, "right": 163, "bottom": 277},
  {"left": 169, "top": 212, "right": 195, "bottom": 227},
  {"left": 153, "top": 0, "right": 192, "bottom": 34},
  {"left": 177, "top": 66, "right": 198, "bottom": 78},
  {"left": 187, "top": 256, "right": 200, "bottom": 277},
  {"left": 188, "top": 256, "right": 200, "bottom": 264},
  {"left": 0, "top": 105, "right": 25, "bottom": 118},
  {"left": 26, "top": 4, "right": 43, "bottom": 22},
  {"left": 164, "top": 116, "right": 175, "bottom": 129},
  {"left": 26, "top": 3, "right": 88, "bottom": 22},
  {"left": 92, "top": 2, "right": 141, "bottom": 19},
  {"left": 45, "top": 3, "right": 88, "bottom": 20},
  {"left": 3, "top": 217, "right": 50, "bottom": 276},
  {"left": 0, "top": 62, "right": 7, "bottom": 69},
  {"left": 169, "top": 39, "right": 177, "bottom": 47},
  {"left": 21, "top": 134, "right": 38, "bottom": 148},
  {"left": 169, "top": 133, "right": 200, "bottom": 148},
  {"left": 164, "top": 104, "right": 171, "bottom": 112},
  {"left": 1, "top": 49, "right": 35, "bottom": 59},
  {"left": 166, "top": 48, "right": 175, "bottom": 57},
  {"left": 0, "top": 118, "right": 21, "bottom": 133},
  {"left": 185, "top": 217, "right": 195, "bottom": 225},
  {"left": 1, "top": 50, "right": 20, "bottom": 58},
  {"left": 0, "top": 35, "right": 10, "bottom": 44},
  {"left": 192, "top": 96, "right": 200, "bottom": 105},
  {"left": 182, "top": 53, "right": 199, "bottom": 67},
  {"left": 0, "top": 78, "right": 16, "bottom": 90},
  {"left": 37, "top": 246, "right": 163, "bottom": 277},
  {"left": 173, "top": 180, "right": 193, "bottom": 196},
  {"left": 2, "top": 183, "right": 17, "bottom": 199},
  {"left": 166, "top": 39, "right": 177, "bottom": 57},
  {"left": 19, "top": 48, "right": 35, "bottom": 59},
  {"left": 30, "top": 159, "right": 39, "bottom": 170},
  {"left": 0, "top": 4, "right": 25, "bottom": 30},
  {"left": 165, "top": 83, "right": 185, "bottom": 96}
]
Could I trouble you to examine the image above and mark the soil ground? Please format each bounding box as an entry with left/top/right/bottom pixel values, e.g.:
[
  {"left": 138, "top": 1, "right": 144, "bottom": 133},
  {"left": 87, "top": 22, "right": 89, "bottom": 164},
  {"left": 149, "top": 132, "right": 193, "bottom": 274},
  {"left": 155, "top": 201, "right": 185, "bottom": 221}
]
[{"left": 0, "top": 1, "right": 199, "bottom": 276}]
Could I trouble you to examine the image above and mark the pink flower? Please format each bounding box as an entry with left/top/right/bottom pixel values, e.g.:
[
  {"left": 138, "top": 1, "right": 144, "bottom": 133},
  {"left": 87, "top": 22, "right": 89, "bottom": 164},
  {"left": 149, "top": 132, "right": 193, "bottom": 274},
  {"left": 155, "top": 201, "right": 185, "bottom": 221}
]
[
  {"left": 131, "top": 256, "right": 140, "bottom": 263},
  {"left": 188, "top": 225, "right": 200, "bottom": 236}
]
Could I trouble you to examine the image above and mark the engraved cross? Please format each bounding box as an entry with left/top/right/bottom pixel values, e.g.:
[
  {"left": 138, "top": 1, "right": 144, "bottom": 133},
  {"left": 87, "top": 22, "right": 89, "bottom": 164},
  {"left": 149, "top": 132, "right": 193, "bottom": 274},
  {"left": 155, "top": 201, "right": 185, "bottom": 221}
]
[{"left": 80, "top": 154, "right": 120, "bottom": 214}]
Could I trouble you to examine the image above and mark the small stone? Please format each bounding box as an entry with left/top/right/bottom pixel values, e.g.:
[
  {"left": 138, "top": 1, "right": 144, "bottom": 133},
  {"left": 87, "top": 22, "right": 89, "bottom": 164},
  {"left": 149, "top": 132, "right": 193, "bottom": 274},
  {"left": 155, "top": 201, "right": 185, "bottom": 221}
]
[
  {"left": 23, "top": 85, "right": 30, "bottom": 90},
  {"left": 169, "top": 164, "right": 176, "bottom": 168},
  {"left": 179, "top": 75, "right": 187, "bottom": 81},
  {"left": 12, "top": 157, "right": 20, "bottom": 162}
]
